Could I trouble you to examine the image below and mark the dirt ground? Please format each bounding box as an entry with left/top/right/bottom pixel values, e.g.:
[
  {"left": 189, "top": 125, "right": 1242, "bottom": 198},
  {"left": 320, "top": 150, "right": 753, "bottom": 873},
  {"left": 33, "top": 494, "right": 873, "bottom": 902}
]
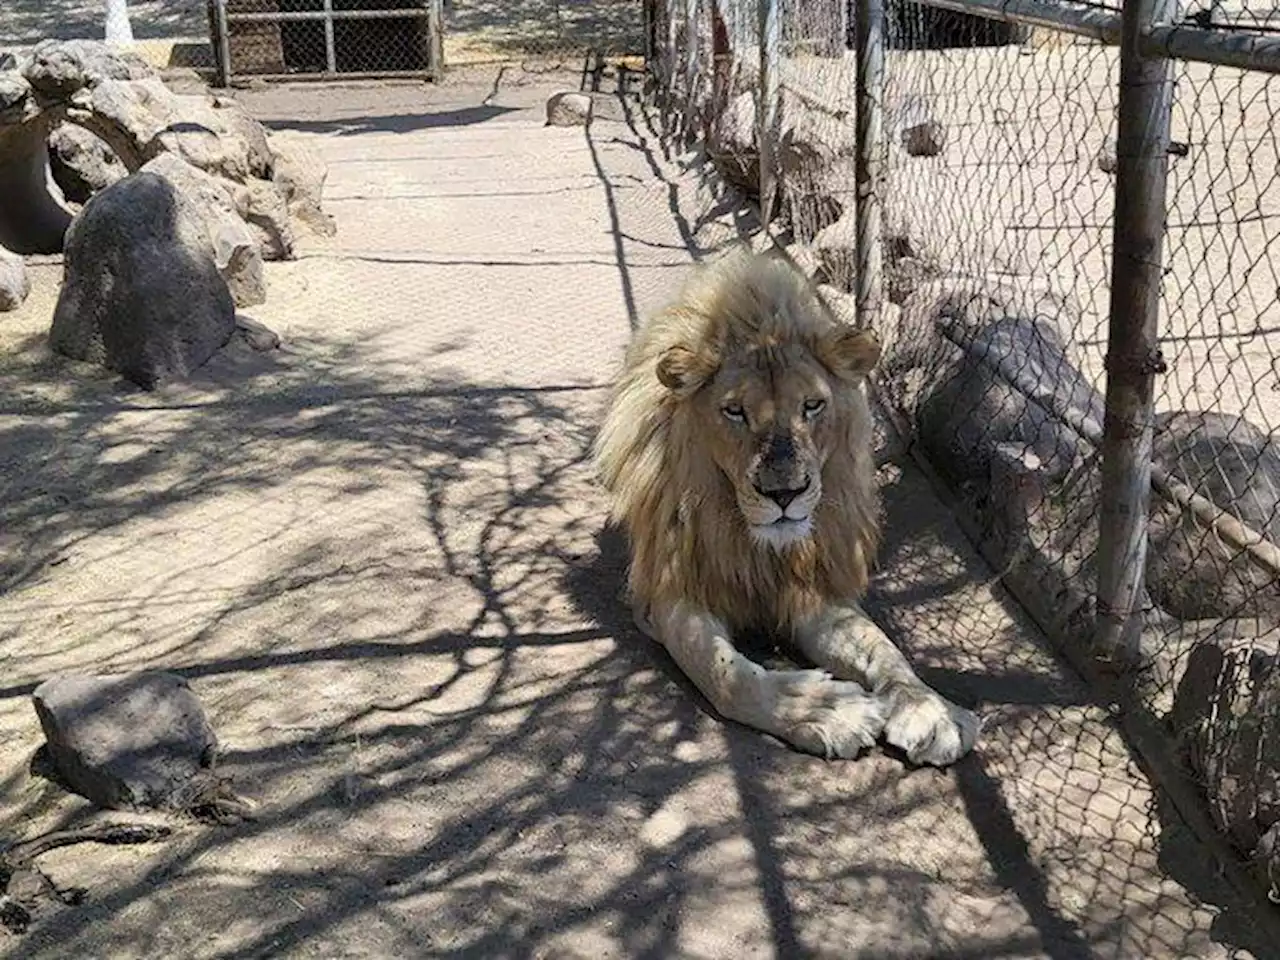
[{"left": 0, "top": 64, "right": 1272, "bottom": 958}]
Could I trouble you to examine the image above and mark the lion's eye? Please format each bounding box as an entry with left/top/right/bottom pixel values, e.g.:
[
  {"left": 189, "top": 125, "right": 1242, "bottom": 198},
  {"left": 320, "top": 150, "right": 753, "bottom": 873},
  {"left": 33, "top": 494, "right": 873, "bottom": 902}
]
[
  {"left": 722, "top": 403, "right": 746, "bottom": 424},
  {"left": 803, "top": 398, "right": 827, "bottom": 419}
]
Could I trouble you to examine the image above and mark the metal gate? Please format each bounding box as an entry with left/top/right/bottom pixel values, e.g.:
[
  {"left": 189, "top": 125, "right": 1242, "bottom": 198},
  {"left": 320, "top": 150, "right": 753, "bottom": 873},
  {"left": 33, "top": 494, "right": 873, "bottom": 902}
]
[{"left": 209, "top": 0, "right": 444, "bottom": 84}]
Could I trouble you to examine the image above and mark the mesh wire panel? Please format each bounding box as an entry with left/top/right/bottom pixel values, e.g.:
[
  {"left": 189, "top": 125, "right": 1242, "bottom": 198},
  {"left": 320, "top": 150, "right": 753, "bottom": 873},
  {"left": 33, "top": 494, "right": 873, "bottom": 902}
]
[
  {"left": 656, "top": 0, "right": 1280, "bottom": 927},
  {"left": 216, "top": 0, "right": 440, "bottom": 78}
]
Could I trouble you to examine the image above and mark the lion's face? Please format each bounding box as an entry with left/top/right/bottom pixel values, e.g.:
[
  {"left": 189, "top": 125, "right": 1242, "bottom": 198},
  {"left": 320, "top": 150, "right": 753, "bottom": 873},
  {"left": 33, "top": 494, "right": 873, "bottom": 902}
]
[{"left": 657, "top": 327, "right": 880, "bottom": 551}]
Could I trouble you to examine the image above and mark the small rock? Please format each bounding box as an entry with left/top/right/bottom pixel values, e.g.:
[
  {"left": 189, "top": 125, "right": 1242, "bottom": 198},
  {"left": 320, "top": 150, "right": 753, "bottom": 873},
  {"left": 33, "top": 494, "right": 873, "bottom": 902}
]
[
  {"left": 32, "top": 671, "right": 218, "bottom": 810},
  {"left": 0, "top": 247, "right": 29, "bottom": 311},
  {"left": 47, "top": 123, "right": 128, "bottom": 204},
  {"left": 546, "top": 91, "right": 593, "bottom": 127},
  {"left": 902, "top": 120, "right": 945, "bottom": 158},
  {"left": 244, "top": 178, "right": 295, "bottom": 261},
  {"left": 49, "top": 170, "right": 237, "bottom": 389},
  {"left": 270, "top": 135, "right": 336, "bottom": 237},
  {"left": 1096, "top": 141, "right": 1117, "bottom": 174},
  {"left": 235, "top": 313, "right": 280, "bottom": 351},
  {"left": 812, "top": 213, "right": 858, "bottom": 290}
]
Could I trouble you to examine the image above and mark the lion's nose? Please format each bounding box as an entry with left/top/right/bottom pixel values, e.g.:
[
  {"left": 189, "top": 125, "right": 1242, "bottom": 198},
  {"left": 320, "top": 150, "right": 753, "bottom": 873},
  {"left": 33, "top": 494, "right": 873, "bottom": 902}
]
[{"left": 756, "top": 480, "right": 810, "bottom": 509}]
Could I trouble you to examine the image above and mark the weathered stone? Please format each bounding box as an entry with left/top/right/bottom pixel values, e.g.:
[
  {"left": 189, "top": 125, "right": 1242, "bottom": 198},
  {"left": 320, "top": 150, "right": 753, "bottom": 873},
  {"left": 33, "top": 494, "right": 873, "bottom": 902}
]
[
  {"left": 23, "top": 38, "right": 150, "bottom": 98},
  {"left": 1096, "top": 141, "right": 1117, "bottom": 175},
  {"left": 0, "top": 111, "right": 73, "bottom": 255},
  {"left": 1171, "top": 636, "right": 1280, "bottom": 882},
  {"left": 32, "top": 671, "right": 218, "bottom": 810},
  {"left": 902, "top": 120, "right": 945, "bottom": 158},
  {"left": 812, "top": 212, "right": 858, "bottom": 290},
  {"left": 546, "top": 91, "right": 593, "bottom": 127},
  {"left": 142, "top": 152, "right": 266, "bottom": 307},
  {"left": 270, "top": 134, "right": 336, "bottom": 237},
  {"left": 1148, "top": 410, "right": 1280, "bottom": 623},
  {"left": 0, "top": 246, "right": 30, "bottom": 311},
  {"left": 47, "top": 123, "right": 127, "bottom": 204},
  {"left": 899, "top": 279, "right": 1101, "bottom": 493},
  {"left": 49, "top": 171, "right": 237, "bottom": 389},
  {"left": 244, "top": 177, "right": 296, "bottom": 260},
  {"left": 235, "top": 314, "right": 281, "bottom": 352}
]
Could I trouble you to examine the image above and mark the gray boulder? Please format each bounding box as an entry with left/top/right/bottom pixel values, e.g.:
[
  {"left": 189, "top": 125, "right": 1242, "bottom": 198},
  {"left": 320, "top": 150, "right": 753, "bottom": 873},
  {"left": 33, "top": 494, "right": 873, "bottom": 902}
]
[
  {"left": 47, "top": 123, "right": 127, "bottom": 204},
  {"left": 49, "top": 171, "right": 236, "bottom": 389},
  {"left": 1170, "top": 635, "right": 1280, "bottom": 896},
  {"left": 1148, "top": 410, "right": 1280, "bottom": 622},
  {"left": 900, "top": 280, "right": 1102, "bottom": 494},
  {"left": 141, "top": 152, "right": 266, "bottom": 307},
  {"left": 546, "top": 91, "right": 593, "bottom": 127},
  {"left": 0, "top": 246, "right": 29, "bottom": 311},
  {"left": 32, "top": 671, "right": 218, "bottom": 810}
]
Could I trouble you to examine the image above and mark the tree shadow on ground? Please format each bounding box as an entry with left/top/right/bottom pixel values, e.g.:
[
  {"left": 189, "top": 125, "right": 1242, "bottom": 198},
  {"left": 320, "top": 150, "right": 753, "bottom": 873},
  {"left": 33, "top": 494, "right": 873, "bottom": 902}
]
[{"left": 0, "top": 0, "right": 205, "bottom": 47}]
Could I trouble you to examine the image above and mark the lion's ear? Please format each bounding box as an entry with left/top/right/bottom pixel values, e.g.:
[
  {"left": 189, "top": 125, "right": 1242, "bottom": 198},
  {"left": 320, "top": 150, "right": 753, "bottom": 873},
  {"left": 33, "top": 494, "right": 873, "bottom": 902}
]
[
  {"left": 656, "top": 345, "right": 713, "bottom": 395},
  {"left": 822, "top": 327, "right": 881, "bottom": 380}
]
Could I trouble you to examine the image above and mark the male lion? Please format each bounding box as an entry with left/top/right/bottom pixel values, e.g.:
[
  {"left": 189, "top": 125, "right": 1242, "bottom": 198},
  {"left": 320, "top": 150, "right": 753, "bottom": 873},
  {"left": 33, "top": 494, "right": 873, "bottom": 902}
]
[{"left": 593, "top": 247, "right": 980, "bottom": 766}]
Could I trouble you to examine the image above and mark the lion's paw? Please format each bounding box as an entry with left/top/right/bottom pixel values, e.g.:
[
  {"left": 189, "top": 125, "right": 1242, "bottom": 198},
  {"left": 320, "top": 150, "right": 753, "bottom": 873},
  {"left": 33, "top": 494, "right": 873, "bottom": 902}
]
[
  {"left": 883, "top": 687, "right": 980, "bottom": 767},
  {"left": 764, "top": 670, "right": 889, "bottom": 760}
]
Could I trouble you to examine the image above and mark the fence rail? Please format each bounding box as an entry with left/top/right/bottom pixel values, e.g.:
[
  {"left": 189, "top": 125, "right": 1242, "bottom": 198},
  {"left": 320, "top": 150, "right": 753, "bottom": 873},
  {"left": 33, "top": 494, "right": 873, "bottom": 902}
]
[{"left": 649, "top": 0, "right": 1280, "bottom": 922}]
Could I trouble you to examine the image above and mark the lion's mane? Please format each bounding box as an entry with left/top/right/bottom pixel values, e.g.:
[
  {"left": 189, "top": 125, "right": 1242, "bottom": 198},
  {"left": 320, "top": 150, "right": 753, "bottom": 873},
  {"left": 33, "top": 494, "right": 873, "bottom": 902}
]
[{"left": 593, "top": 248, "right": 882, "bottom": 633}]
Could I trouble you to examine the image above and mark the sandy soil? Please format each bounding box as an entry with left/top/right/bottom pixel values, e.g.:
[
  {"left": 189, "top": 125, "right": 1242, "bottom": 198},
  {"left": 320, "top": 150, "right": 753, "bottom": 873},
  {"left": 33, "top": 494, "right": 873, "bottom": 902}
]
[{"left": 0, "top": 64, "right": 1271, "bottom": 957}]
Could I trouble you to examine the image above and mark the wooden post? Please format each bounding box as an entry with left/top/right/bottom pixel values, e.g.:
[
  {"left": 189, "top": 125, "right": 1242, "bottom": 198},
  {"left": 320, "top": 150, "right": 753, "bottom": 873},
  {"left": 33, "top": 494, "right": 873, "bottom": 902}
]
[
  {"left": 854, "top": 0, "right": 884, "bottom": 328},
  {"left": 1095, "top": 0, "right": 1177, "bottom": 669},
  {"left": 758, "top": 0, "right": 781, "bottom": 227}
]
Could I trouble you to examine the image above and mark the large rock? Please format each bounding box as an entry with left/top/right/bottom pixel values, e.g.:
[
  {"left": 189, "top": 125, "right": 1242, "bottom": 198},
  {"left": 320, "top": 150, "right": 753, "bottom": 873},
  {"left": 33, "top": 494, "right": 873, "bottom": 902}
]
[
  {"left": 894, "top": 278, "right": 1101, "bottom": 494},
  {"left": 1148, "top": 410, "right": 1280, "bottom": 623},
  {"left": 47, "top": 122, "right": 127, "bottom": 204},
  {"left": 0, "top": 246, "right": 29, "bottom": 311},
  {"left": 142, "top": 152, "right": 266, "bottom": 307},
  {"left": 1171, "top": 635, "right": 1280, "bottom": 895},
  {"left": 49, "top": 170, "right": 236, "bottom": 389},
  {"left": 32, "top": 671, "right": 218, "bottom": 810},
  {"left": 0, "top": 70, "right": 73, "bottom": 255},
  {"left": 0, "top": 39, "right": 332, "bottom": 278}
]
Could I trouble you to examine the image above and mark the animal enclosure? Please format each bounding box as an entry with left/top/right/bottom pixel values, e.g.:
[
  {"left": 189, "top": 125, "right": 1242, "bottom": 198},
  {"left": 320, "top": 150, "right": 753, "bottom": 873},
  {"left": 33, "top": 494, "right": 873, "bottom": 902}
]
[{"left": 650, "top": 0, "right": 1280, "bottom": 911}]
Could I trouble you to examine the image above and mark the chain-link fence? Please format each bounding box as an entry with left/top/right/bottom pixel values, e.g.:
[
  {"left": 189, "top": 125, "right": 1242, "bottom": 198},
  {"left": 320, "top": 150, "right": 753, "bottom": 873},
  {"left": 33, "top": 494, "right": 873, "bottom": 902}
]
[
  {"left": 651, "top": 0, "right": 1280, "bottom": 913},
  {"left": 209, "top": 0, "right": 444, "bottom": 83}
]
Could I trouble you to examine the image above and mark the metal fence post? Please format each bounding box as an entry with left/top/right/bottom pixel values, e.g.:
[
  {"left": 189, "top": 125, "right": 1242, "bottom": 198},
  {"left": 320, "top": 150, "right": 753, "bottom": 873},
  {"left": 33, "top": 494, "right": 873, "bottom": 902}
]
[
  {"left": 1095, "top": 0, "right": 1178, "bottom": 669},
  {"left": 854, "top": 0, "right": 884, "bottom": 327},
  {"left": 758, "top": 0, "right": 781, "bottom": 227}
]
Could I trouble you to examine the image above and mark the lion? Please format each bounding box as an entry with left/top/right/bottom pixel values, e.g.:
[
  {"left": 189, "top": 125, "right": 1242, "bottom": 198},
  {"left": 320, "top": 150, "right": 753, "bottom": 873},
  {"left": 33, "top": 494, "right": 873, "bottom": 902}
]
[{"left": 593, "top": 246, "right": 981, "bottom": 766}]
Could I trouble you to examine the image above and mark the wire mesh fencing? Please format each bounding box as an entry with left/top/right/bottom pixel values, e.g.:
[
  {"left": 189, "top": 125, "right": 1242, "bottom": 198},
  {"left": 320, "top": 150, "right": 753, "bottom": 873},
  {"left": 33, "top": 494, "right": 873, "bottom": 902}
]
[
  {"left": 210, "top": 0, "right": 444, "bottom": 82},
  {"left": 652, "top": 0, "right": 1280, "bottom": 913}
]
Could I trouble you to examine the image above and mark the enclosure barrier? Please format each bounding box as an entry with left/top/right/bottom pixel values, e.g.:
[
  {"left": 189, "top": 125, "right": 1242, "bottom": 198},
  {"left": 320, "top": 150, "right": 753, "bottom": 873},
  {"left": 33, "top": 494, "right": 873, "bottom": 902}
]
[
  {"left": 208, "top": 0, "right": 444, "bottom": 85},
  {"left": 648, "top": 0, "right": 1280, "bottom": 922}
]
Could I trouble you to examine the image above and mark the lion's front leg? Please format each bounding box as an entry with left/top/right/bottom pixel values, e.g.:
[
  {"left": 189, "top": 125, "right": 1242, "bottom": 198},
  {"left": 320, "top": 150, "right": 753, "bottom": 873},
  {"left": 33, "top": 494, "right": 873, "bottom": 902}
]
[
  {"left": 795, "top": 604, "right": 981, "bottom": 767},
  {"left": 646, "top": 600, "right": 887, "bottom": 759}
]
